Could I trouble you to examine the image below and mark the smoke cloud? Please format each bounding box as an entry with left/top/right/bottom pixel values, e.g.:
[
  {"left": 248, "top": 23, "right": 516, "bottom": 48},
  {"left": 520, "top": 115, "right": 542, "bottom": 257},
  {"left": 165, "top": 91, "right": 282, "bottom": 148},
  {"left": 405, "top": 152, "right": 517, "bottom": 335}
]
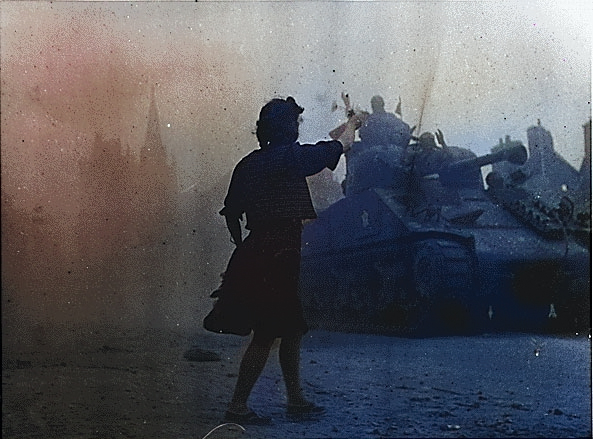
[{"left": 1, "top": 1, "right": 590, "bottom": 331}]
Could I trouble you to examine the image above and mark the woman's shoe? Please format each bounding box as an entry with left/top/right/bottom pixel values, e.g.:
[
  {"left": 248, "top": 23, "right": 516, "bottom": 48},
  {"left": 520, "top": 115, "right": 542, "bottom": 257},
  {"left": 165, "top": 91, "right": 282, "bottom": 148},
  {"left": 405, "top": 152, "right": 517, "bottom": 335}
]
[{"left": 223, "top": 409, "right": 272, "bottom": 426}]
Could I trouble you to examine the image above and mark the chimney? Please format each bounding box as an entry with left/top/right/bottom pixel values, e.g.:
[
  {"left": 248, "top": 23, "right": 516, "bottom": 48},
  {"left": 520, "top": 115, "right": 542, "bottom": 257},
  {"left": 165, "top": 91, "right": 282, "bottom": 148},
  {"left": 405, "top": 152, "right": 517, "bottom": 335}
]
[
  {"left": 526, "top": 120, "right": 554, "bottom": 178},
  {"left": 582, "top": 119, "right": 591, "bottom": 174}
]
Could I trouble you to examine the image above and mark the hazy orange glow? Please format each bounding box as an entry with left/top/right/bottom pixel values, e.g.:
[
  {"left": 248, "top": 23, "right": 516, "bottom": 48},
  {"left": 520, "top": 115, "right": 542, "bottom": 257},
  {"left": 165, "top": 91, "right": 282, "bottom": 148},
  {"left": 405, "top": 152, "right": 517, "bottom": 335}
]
[{"left": 1, "top": 1, "right": 590, "bottom": 327}]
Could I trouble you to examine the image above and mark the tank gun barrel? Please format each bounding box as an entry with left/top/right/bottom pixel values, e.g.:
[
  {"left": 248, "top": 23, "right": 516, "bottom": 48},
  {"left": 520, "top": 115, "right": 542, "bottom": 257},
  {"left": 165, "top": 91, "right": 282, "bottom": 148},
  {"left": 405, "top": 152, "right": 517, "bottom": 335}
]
[
  {"left": 436, "top": 143, "right": 528, "bottom": 187},
  {"left": 445, "top": 143, "right": 528, "bottom": 174}
]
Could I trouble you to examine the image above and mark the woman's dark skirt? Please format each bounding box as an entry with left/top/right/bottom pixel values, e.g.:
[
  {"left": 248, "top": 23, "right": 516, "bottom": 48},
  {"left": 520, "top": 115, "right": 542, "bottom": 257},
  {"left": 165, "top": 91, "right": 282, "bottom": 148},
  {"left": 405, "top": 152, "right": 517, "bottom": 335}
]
[{"left": 213, "top": 220, "right": 308, "bottom": 338}]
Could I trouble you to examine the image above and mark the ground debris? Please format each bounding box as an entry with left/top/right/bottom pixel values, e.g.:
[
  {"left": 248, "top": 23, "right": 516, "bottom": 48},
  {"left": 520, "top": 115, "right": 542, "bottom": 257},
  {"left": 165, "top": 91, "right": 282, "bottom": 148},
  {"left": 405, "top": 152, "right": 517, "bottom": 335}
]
[{"left": 440, "top": 423, "right": 461, "bottom": 431}]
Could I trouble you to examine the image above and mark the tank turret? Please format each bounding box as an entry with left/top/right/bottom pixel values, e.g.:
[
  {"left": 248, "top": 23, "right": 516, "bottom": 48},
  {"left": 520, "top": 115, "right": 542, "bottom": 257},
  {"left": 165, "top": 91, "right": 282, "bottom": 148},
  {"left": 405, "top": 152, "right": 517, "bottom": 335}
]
[{"left": 344, "top": 142, "right": 528, "bottom": 197}]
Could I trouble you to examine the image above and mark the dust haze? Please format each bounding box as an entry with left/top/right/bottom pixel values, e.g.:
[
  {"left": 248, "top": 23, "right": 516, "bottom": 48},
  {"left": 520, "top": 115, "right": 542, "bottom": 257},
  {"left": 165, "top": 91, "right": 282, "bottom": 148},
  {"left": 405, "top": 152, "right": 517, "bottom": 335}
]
[{"left": 1, "top": 1, "right": 591, "bottom": 334}]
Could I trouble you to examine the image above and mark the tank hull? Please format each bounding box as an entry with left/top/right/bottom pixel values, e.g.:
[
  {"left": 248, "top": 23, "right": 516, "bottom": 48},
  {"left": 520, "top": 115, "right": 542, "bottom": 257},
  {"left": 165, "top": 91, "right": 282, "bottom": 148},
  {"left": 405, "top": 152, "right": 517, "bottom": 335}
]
[{"left": 300, "top": 187, "right": 591, "bottom": 336}]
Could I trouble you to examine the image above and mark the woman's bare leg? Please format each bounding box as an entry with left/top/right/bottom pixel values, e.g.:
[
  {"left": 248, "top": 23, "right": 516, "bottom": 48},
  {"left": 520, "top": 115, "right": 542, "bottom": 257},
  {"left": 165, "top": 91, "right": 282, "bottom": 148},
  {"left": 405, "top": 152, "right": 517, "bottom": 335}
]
[
  {"left": 279, "top": 332, "right": 307, "bottom": 405},
  {"left": 228, "top": 332, "right": 275, "bottom": 414}
]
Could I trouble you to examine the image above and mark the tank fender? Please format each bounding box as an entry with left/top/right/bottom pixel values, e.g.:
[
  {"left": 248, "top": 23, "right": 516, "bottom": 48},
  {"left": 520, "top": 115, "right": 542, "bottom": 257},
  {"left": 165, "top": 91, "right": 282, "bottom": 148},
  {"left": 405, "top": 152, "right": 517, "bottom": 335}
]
[{"left": 403, "top": 230, "right": 476, "bottom": 253}]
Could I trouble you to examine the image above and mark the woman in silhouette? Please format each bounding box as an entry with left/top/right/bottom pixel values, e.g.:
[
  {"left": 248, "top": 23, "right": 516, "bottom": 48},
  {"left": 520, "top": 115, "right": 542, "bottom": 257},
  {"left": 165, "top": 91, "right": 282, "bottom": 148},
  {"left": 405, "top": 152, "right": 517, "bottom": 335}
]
[{"left": 217, "top": 96, "right": 363, "bottom": 424}]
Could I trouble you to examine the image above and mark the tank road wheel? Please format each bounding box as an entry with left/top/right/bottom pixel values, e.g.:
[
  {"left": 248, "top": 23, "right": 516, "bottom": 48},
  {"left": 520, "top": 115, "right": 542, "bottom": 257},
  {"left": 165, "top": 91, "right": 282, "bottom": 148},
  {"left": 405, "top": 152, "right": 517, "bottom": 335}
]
[{"left": 411, "top": 239, "right": 478, "bottom": 335}]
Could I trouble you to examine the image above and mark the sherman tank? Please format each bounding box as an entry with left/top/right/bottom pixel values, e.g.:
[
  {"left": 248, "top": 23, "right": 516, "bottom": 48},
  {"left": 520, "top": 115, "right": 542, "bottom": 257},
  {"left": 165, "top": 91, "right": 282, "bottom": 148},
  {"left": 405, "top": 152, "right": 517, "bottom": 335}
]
[{"left": 299, "top": 132, "right": 591, "bottom": 336}]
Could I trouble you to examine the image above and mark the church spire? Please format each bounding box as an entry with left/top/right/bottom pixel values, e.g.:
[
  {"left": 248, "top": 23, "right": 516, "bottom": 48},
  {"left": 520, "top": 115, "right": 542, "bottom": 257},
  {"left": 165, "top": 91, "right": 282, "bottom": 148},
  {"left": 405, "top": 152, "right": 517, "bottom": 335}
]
[
  {"left": 141, "top": 84, "right": 167, "bottom": 167},
  {"left": 132, "top": 83, "right": 177, "bottom": 240}
]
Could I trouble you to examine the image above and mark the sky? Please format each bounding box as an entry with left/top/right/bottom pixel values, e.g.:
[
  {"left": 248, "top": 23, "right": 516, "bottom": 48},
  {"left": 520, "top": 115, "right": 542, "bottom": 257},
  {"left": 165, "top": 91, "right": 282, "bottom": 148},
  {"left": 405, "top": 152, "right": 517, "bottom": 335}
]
[{"left": 2, "top": 0, "right": 591, "bottom": 207}]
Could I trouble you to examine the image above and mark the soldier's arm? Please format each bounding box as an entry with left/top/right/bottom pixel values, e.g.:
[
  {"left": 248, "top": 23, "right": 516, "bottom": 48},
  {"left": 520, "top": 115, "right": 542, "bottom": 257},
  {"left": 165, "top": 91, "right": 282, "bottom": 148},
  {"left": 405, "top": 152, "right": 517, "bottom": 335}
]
[{"left": 435, "top": 129, "right": 448, "bottom": 148}]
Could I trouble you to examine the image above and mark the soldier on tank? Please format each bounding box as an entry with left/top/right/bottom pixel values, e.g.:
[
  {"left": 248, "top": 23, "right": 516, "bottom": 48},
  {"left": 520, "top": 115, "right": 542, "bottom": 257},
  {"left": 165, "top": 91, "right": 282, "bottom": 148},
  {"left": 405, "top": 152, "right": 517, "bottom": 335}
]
[
  {"left": 406, "top": 131, "right": 448, "bottom": 178},
  {"left": 341, "top": 95, "right": 413, "bottom": 196},
  {"left": 358, "top": 95, "right": 411, "bottom": 148}
]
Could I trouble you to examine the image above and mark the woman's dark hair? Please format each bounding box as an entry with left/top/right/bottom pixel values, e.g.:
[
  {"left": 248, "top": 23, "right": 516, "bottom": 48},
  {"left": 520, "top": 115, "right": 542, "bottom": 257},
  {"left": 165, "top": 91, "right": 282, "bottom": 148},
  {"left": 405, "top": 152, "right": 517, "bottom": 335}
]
[{"left": 256, "top": 97, "right": 304, "bottom": 148}]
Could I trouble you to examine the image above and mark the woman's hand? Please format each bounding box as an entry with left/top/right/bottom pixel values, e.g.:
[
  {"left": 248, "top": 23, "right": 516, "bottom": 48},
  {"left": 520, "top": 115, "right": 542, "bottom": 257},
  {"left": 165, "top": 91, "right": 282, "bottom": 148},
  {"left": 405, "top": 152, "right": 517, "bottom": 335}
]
[
  {"left": 225, "top": 216, "right": 243, "bottom": 246},
  {"left": 348, "top": 111, "right": 368, "bottom": 130},
  {"left": 333, "top": 111, "right": 368, "bottom": 152}
]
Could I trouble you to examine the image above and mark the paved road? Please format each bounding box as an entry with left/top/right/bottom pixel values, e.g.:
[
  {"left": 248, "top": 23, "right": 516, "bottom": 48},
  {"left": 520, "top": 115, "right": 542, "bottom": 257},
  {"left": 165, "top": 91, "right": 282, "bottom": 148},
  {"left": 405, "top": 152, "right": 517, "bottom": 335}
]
[{"left": 2, "top": 324, "right": 591, "bottom": 438}]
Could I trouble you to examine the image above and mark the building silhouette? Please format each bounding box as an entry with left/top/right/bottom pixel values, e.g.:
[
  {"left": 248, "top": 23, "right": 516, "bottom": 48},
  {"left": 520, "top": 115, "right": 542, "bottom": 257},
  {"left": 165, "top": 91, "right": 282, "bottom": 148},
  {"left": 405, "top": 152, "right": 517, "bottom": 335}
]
[
  {"left": 492, "top": 121, "right": 584, "bottom": 207},
  {"left": 78, "top": 85, "right": 177, "bottom": 256}
]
